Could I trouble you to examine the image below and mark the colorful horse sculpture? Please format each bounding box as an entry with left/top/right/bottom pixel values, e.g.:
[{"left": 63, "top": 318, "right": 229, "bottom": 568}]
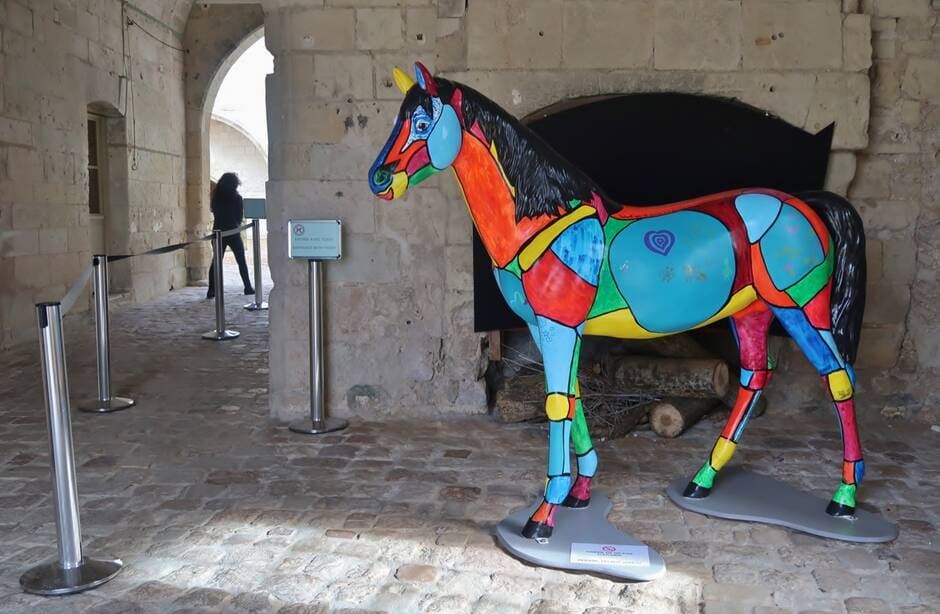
[{"left": 369, "top": 63, "right": 867, "bottom": 540}]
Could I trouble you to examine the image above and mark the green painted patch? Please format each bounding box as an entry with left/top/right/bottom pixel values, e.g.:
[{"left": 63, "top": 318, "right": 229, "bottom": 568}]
[
  {"left": 587, "top": 220, "right": 633, "bottom": 319},
  {"left": 785, "top": 237, "right": 835, "bottom": 307},
  {"left": 692, "top": 463, "right": 717, "bottom": 489},
  {"left": 410, "top": 164, "right": 437, "bottom": 186},
  {"left": 831, "top": 483, "right": 856, "bottom": 508},
  {"left": 505, "top": 257, "right": 522, "bottom": 279}
]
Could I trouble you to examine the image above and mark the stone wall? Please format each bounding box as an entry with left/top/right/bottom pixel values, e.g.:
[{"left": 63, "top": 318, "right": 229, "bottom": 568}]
[
  {"left": 261, "top": 0, "right": 891, "bottom": 421},
  {"left": 0, "top": 0, "right": 190, "bottom": 347}
]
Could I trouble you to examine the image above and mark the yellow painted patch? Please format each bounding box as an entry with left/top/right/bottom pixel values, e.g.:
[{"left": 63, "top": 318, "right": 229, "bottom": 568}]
[
  {"left": 710, "top": 437, "right": 736, "bottom": 471},
  {"left": 519, "top": 205, "right": 596, "bottom": 271},
  {"left": 583, "top": 286, "right": 758, "bottom": 340},
  {"left": 392, "top": 67, "right": 415, "bottom": 94},
  {"left": 827, "top": 369, "right": 854, "bottom": 401},
  {"left": 574, "top": 380, "right": 581, "bottom": 398},
  {"left": 389, "top": 171, "right": 408, "bottom": 200},
  {"left": 545, "top": 393, "right": 569, "bottom": 421},
  {"left": 489, "top": 142, "right": 516, "bottom": 198}
]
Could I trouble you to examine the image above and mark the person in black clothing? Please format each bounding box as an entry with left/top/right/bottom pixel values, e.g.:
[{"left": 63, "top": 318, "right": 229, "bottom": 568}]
[{"left": 207, "top": 172, "right": 254, "bottom": 299}]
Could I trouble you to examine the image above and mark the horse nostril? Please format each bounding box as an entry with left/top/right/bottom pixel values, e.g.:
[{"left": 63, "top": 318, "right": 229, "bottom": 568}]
[{"left": 372, "top": 165, "right": 392, "bottom": 189}]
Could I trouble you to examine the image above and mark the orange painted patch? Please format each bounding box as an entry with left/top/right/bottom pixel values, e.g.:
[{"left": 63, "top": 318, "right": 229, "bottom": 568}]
[
  {"left": 751, "top": 243, "right": 797, "bottom": 307},
  {"left": 803, "top": 283, "right": 832, "bottom": 329},
  {"left": 452, "top": 132, "right": 557, "bottom": 267}
]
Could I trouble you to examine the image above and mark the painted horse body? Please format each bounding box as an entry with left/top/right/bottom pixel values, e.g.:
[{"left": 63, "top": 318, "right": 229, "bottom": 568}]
[{"left": 370, "top": 64, "right": 867, "bottom": 541}]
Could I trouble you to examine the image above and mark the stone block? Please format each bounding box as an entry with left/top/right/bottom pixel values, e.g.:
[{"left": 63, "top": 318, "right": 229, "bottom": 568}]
[
  {"left": 563, "top": 1, "right": 653, "bottom": 69},
  {"left": 872, "top": 60, "right": 901, "bottom": 106},
  {"left": 0, "top": 117, "right": 33, "bottom": 147},
  {"left": 805, "top": 73, "right": 870, "bottom": 150},
  {"left": 14, "top": 254, "right": 50, "bottom": 289},
  {"left": 704, "top": 71, "right": 816, "bottom": 130},
  {"left": 285, "top": 8, "right": 355, "bottom": 51},
  {"left": 38, "top": 228, "right": 68, "bottom": 255},
  {"left": 6, "top": 1, "right": 34, "bottom": 36},
  {"left": 742, "top": 0, "right": 842, "bottom": 70},
  {"left": 865, "top": 280, "right": 910, "bottom": 324},
  {"left": 0, "top": 229, "right": 38, "bottom": 257},
  {"left": 329, "top": 234, "right": 401, "bottom": 283},
  {"left": 405, "top": 7, "right": 436, "bottom": 49},
  {"left": 855, "top": 323, "right": 904, "bottom": 368},
  {"left": 466, "top": 0, "right": 564, "bottom": 69},
  {"left": 654, "top": 0, "right": 741, "bottom": 70},
  {"left": 356, "top": 8, "right": 403, "bottom": 51},
  {"left": 824, "top": 151, "right": 858, "bottom": 196},
  {"left": 438, "top": 0, "right": 466, "bottom": 18},
  {"left": 843, "top": 14, "right": 872, "bottom": 72},
  {"left": 902, "top": 58, "right": 940, "bottom": 101},
  {"left": 284, "top": 102, "right": 351, "bottom": 144},
  {"left": 313, "top": 53, "right": 374, "bottom": 100},
  {"left": 872, "top": 0, "right": 931, "bottom": 16}
]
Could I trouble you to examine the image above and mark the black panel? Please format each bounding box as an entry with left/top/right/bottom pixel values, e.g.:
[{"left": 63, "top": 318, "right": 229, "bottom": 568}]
[{"left": 473, "top": 93, "right": 833, "bottom": 332}]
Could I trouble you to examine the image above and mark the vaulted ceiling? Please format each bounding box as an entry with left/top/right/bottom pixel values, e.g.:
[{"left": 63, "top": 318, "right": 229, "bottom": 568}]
[{"left": 128, "top": 0, "right": 197, "bottom": 35}]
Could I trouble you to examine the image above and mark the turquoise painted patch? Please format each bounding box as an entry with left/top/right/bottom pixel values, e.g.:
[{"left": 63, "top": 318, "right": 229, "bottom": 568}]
[
  {"left": 550, "top": 218, "right": 603, "bottom": 285},
  {"left": 734, "top": 193, "right": 782, "bottom": 242},
  {"left": 494, "top": 268, "right": 537, "bottom": 325},
  {"left": 759, "top": 204, "right": 825, "bottom": 290},
  {"left": 608, "top": 211, "right": 736, "bottom": 333}
]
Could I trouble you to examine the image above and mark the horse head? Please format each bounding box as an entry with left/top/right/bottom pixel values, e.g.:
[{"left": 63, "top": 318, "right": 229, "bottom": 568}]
[{"left": 368, "top": 62, "right": 464, "bottom": 201}]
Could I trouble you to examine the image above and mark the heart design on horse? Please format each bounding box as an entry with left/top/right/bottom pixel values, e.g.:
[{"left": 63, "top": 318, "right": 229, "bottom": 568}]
[{"left": 643, "top": 230, "right": 676, "bottom": 256}]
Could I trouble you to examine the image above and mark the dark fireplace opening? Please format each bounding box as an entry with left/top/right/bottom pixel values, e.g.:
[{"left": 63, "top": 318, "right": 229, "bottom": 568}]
[{"left": 473, "top": 92, "right": 834, "bottom": 336}]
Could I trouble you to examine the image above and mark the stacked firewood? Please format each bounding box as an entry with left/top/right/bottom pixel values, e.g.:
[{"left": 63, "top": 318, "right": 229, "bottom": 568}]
[{"left": 492, "top": 333, "right": 766, "bottom": 439}]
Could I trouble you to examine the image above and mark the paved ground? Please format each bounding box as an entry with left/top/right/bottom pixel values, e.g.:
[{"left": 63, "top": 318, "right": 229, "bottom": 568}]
[{"left": 0, "top": 271, "right": 938, "bottom": 613}]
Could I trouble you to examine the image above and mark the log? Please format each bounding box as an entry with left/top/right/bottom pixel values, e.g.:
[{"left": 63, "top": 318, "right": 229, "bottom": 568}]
[
  {"left": 494, "top": 374, "right": 544, "bottom": 422},
  {"left": 650, "top": 397, "right": 722, "bottom": 438},
  {"left": 610, "top": 356, "right": 730, "bottom": 399}
]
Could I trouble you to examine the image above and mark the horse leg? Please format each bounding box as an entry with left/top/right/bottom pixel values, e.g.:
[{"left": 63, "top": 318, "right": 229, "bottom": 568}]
[
  {"left": 563, "top": 380, "right": 597, "bottom": 508},
  {"left": 684, "top": 306, "right": 775, "bottom": 498},
  {"left": 522, "top": 316, "right": 581, "bottom": 540},
  {"left": 770, "top": 305, "right": 863, "bottom": 516}
]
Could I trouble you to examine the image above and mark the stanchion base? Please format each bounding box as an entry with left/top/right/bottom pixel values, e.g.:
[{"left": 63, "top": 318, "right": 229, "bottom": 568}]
[
  {"left": 20, "top": 556, "right": 123, "bottom": 596},
  {"left": 202, "top": 329, "right": 240, "bottom": 341},
  {"left": 244, "top": 301, "right": 269, "bottom": 311},
  {"left": 77, "top": 396, "right": 135, "bottom": 414},
  {"left": 289, "top": 417, "right": 349, "bottom": 435}
]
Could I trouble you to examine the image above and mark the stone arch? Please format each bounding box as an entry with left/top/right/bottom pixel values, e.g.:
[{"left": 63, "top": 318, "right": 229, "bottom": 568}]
[
  {"left": 183, "top": 4, "right": 265, "bottom": 281},
  {"left": 209, "top": 116, "right": 268, "bottom": 198}
]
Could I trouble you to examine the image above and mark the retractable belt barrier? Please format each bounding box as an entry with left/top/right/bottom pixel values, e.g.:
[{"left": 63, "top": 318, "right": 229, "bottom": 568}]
[{"left": 21, "top": 221, "right": 253, "bottom": 597}]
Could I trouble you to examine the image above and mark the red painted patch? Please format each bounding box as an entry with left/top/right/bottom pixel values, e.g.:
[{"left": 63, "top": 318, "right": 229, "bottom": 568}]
[
  {"left": 802, "top": 283, "right": 832, "bottom": 329},
  {"left": 523, "top": 251, "right": 596, "bottom": 327}
]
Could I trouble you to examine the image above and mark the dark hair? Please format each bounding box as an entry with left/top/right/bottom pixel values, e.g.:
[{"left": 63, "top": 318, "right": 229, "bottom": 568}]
[
  {"left": 211, "top": 172, "right": 241, "bottom": 214},
  {"left": 402, "top": 78, "right": 618, "bottom": 221}
]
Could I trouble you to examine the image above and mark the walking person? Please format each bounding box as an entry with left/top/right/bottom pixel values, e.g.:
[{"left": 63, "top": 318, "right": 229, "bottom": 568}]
[{"left": 207, "top": 172, "right": 254, "bottom": 299}]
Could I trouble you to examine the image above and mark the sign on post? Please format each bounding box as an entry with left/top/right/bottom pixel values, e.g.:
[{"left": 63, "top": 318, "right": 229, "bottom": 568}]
[
  {"left": 244, "top": 198, "right": 266, "bottom": 220},
  {"left": 288, "top": 220, "right": 342, "bottom": 260}
]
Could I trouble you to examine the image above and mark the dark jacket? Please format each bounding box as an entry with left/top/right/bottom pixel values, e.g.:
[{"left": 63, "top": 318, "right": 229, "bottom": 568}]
[{"left": 211, "top": 191, "right": 244, "bottom": 231}]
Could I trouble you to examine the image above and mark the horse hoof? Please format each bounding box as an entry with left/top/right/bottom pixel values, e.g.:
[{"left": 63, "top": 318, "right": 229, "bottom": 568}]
[
  {"left": 561, "top": 494, "right": 590, "bottom": 508},
  {"left": 683, "top": 481, "right": 710, "bottom": 499},
  {"left": 521, "top": 519, "right": 553, "bottom": 540},
  {"left": 826, "top": 500, "right": 855, "bottom": 517}
]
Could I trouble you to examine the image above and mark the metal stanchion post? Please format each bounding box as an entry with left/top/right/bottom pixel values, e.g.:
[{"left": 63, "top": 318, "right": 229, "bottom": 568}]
[
  {"left": 244, "top": 219, "right": 268, "bottom": 311},
  {"left": 289, "top": 260, "right": 348, "bottom": 434},
  {"left": 78, "top": 256, "right": 134, "bottom": 413},
  {"left": 203, "top": 230, "right": 239, "bottom": 340},
  {"left": 20, "top": 303, "right": 122, "bottom": 596}
]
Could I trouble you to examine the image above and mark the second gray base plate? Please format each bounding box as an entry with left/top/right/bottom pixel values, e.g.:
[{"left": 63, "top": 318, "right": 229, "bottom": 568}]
[
  {"left": 667, "top": 467, "right": 898, "bottom": 543},
  {"left": 495, "top": 493, "right": 666, "bottom": 582}
]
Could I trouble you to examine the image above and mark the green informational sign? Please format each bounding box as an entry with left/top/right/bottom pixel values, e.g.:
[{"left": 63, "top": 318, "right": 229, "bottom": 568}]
[
  {"left": 244, "top": 198, "right": 266, "bottom": 219},
  {"left": 288, "top": 220, "right": 342, "bottom": 260}
]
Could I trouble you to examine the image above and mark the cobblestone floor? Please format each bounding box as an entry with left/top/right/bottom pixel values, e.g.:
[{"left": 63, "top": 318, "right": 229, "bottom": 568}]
[{"left": 0, "top": 274, "right": 938, "bottom": 613}]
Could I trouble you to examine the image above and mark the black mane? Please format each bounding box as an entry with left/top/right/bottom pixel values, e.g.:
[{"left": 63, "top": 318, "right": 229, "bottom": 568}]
[{"left": 405, "top": 79, "right": 618, "bottom": 221}]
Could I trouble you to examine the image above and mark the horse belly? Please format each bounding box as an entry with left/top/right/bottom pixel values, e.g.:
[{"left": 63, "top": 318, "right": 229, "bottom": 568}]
[{"left": 607, "top": 210, "right": 738, "bottom": 335}]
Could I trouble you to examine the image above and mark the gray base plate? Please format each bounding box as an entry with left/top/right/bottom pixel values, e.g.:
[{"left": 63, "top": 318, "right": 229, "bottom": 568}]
[
  {"left": 495, "top": 493, "right": 666, "bottom": 582},
  {"left": 288, "top": 417, "right": 348, "bottom": 435},
  {"left": 202, "top": 329, "right": 240, "bottom": 340},
  {"left": 77, "top": 396, "right": 135, "bottom": 413},
  {"left": 20, "top": 557, "right": 122, "bottom": 596},
  {"left": 244, "top": 301, "right": 268, "bottom": 311},
  {"left": 667, "top": 467, "right": 898, "bottom": 543}
]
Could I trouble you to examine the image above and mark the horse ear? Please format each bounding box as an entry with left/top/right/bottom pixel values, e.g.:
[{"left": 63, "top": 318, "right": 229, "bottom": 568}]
[
  {"left": 450, "top": 88, "right": 464, "bottom": 124},
  {"left": 391, "top": 67, "right": 415, "bottom": 94},
  {"left": 414, "top": 62, "right": 438, "bottom": 96}
]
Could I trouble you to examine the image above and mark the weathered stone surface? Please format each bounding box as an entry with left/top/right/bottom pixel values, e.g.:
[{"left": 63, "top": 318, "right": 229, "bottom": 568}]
[
  {"left": 654, "top": 0, "right": 742, "bottom": 70},
  {"left": 356, "top": 8, "right": 404, "bottom": 51},
  {"left": 844, "top": 13, "right": 873, "bottom": 71},
  {"left": 901, "top": 57, "right": 940, "bottom": 100},
  {"left": 563, "top": 1, "right": 653, "bottom": 69},
  {"left": 742, "top": 0, "right": 843, "bottom": 70},
  {"left": 466, "top": 0, "right": 564, "bottom": 69}
]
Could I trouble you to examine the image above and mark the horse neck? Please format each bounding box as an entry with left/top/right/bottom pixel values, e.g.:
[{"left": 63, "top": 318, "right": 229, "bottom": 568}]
[{"left": 450, "top": 129, "right": 558, "bottom": 268}]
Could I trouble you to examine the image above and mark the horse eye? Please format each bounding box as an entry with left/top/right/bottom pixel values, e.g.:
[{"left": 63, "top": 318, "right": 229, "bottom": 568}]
[{"left": 416, "top": 120, "right": 430, "bottom": 133}]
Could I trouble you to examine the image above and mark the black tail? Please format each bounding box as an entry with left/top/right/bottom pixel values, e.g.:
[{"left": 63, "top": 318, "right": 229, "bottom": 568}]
[{"left": 796, "top": 191, "right": 867, "bottom": 364}]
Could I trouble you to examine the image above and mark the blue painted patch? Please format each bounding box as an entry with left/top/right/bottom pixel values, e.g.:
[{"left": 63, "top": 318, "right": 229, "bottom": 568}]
[
  {"left": 819, "top": 329, "right": 846, "bottom": 369},
  {"left": 735, "top": 193, "right": 783, "bottom": 243},
  {"left": 771, "top": 307, "right": 841, "bottom": 374},
  {"left": 760, "top": 204, "right": 825, "bottom": 290},
  {"left": 427, "top": 105, "right": 462, "bottom": 169},
  {"left": 740, "top": 368, "right": 754, "bottom": 387},
  {"left": 494, "top": 268, "right": 537, "bottom": 325},
  {"left": 855, "top": 459, "right": 865, "bottom": 484},
  {"left": 550, "top": 218, "right": 604, "bottom": 286},
  {"left": 537, "top": 316, "right": 578, "bottom": 393},
  {"left": 577, "top": 449, "right": 598, "bottom": 478},
  {"left": 609, "top": 211, "right": 736, "bottom": 333}
]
